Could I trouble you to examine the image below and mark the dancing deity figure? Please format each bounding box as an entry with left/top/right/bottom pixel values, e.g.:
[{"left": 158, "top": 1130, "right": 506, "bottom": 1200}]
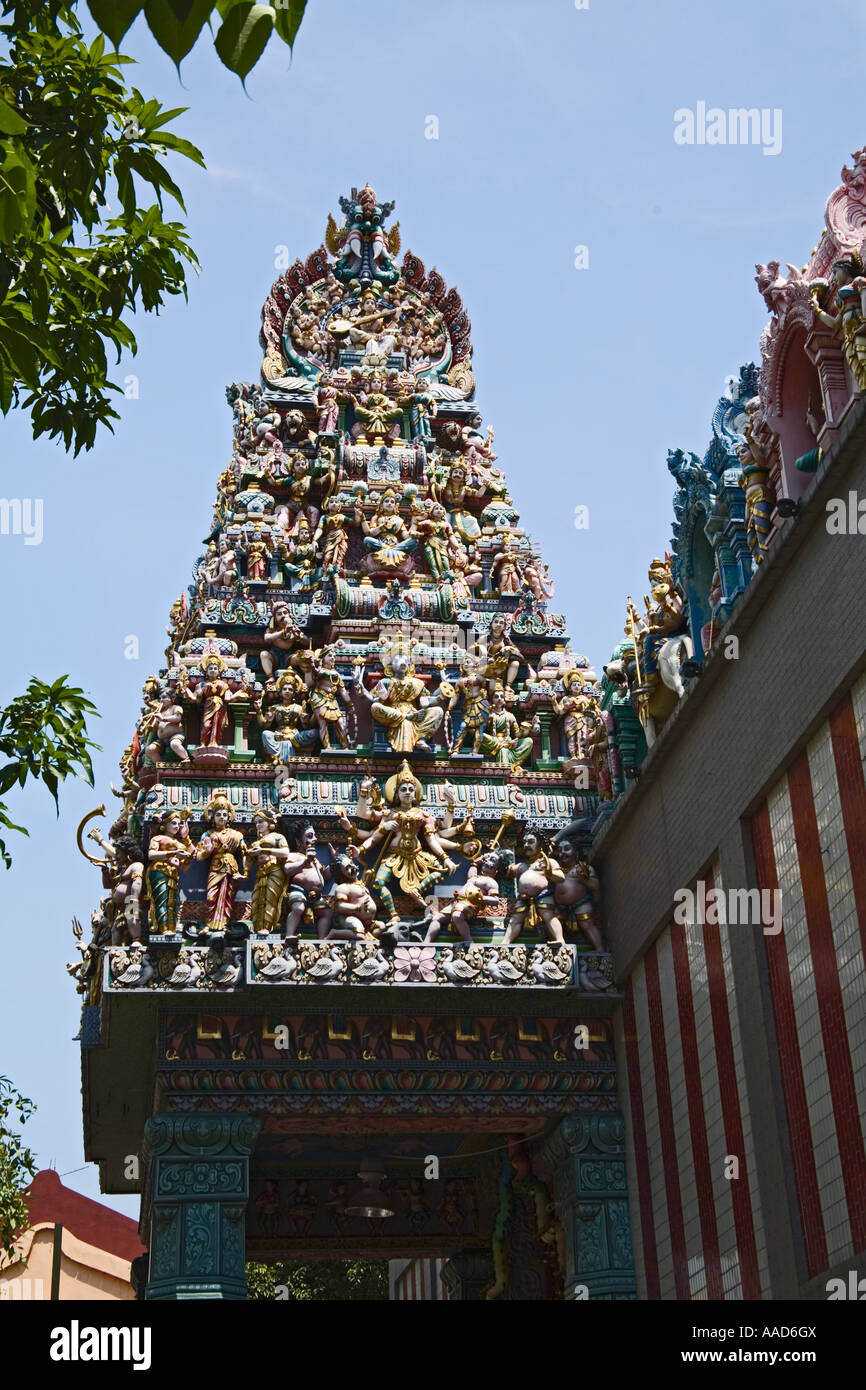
[
  {"left": 358, "top": 649, "right": 444, "bottom": 753},
  {"left": 195, "top": 792, "right": 246, "bottom": 933},
  {"left": 353, "top": 763, "right": 457, "bottom": 922}
]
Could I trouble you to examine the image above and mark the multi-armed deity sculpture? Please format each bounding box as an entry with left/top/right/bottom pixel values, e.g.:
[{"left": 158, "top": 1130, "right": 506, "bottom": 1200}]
[{"left": 71, "top": 184, "right": 617, "bottom": 998}]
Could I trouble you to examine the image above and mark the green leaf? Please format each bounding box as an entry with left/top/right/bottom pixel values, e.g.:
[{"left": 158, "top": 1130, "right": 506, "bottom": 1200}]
[
  {"left": 273, "top": 0, "right": 306, "bottom": 49},
  {"left": 0, "top": 96, "right": 27, "bottom": 137},
  {"left": 143, "top": 0, "right": 215, "bottom": 66},
  {"left": 0, "top": 144, "right": 37, "bottom": 242},
  {"left": 214, "top": 3, "right": 275, "bottom": 80}
]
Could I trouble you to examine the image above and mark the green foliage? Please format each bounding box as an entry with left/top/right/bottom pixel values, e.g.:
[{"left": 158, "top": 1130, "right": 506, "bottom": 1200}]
[
  {"left": 0, "top": 1, "right": 204, "bottom": 453},
  {"left": 0, "top": 675, "right": 100, "bottom": 867},
  {"left": 85, "top": 1, "right": 308, "bottom": 79},
  {"left": 246, "top": 1259, "right": 389, "bottom": 1301},
  {"left": 0, "top": 1076, "right": 37, "bottom": 1257}
]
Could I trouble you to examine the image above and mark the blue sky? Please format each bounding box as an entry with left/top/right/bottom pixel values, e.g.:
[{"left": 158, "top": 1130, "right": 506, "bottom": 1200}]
[{"left": 1, "top": 0, "right": 864, "bottom": 1217}]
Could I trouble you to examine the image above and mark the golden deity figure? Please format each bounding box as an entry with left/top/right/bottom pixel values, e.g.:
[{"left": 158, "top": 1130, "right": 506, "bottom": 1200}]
[
  {"left": 357, "top": 648, "right": 445, "bottom": 754},
  {"left": 736, "top": 406, "right": 775, "bottom": 565},
  {"left": 353, "top": 763, "right": 459, "bottom": 922},
  {"left": 194, "top": 792, "right": 247, "bottom": 933},
  {"left": 432, "top": 457, "right": 485, "bottom": 544},
  {"left": 146, "top": 809, "right": 194, "bottom": 935},
  {"left": 245, "top": 809, "right": 292, "bottom": 935},
  {"left": 309, "top": 646, "right": 351, "bottom": 749},
  {"left": 353, "top": 383, "right": 403, "bottom": 444},
  {"left": 448, "top": 654, "right": 489, "bottom": 755}
]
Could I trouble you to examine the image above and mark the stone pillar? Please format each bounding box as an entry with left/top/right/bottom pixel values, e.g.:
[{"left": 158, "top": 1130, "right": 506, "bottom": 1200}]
[
  {"left": 440, "top": 1251, "right": 495, "bottom": 1301},
  {"left": 142, "top": 1115, "right": 260, "bottom": 1301},
  {"left": 541, "top": 1114, "right": 636, "bottom": 1300}
]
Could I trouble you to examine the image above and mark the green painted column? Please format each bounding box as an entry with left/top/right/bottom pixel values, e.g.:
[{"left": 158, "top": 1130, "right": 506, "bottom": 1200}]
[
  {"left": 541, "top": 1114, "right": 636, "bottom": 1300},
  {"left": 142, "top": 1115, "right": 260, "bottom": 1300}
]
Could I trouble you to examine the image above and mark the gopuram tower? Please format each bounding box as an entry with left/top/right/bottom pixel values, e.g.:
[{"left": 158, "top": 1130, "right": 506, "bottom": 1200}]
[{"left": 75, "top": 185, "right": 635, "bottom": 1301}]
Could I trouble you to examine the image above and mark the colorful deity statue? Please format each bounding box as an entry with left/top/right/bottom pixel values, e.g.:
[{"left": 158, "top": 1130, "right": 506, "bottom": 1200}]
[
  {"left": 309, "top": 646, "right": 352, "bottom": 750},
  {"left": 283, "top": 824, "right": 332, "bottom": 940},
  {"left": 142, "top": 691, "right": 191, "bottom": 765},
  {"left": 245, "top": 810, "right": 292, "bottom": 935},
  {"left": 242, "top": 529, "right": 270, "bottom": 583},
  {"left": 502, "top": 828, "right": 566, "bottom": 946},
  {"left": 313, "top": 494, "right": 351, "bottom": 576},
  {"left": 257, "top": 672, "right": 318, "bottom": 762},
  {"left": 639, "top": 556, "right": 687, "bottom": 684},
  {"left": 182, "top": 656, "right": 247, "bottom": 750},
  {"left": 283, "top": 517, "right": 319, "bottom": 588},
  {"left": 552, "top": 837, "right": 603, "bottom": 950},
  {"left": 811, "top": 253, "right": 866, "bottom": 393},
  {"left": 491, "top": 532, "right": 523, "bottom": 595},
  {"left": 356, "top": 489, "right": 418, "bottom": 570},
  {"left": 316, "top": 378, "right": 340, "bottom": 434},
  {"left": 147, "top": 809, "right": 193, "bottom": 935},
  {"left": 737, "top": 405, "right": 776, "bottom": 566},
  {"left": 358, "top": 648, "right": 445, "bottom": 754},
  {"left": 478, "top": 685, "right": 535, "bottom": 767},
  {"left": 415, "top": 500, "right": 453, "bottom": 580},
  {"left": 260, "top": 601, "right": 304, "bottom": 680},
  {"left": 87, "top": 827, "right": 146, "bottom": 943},
  {"left": 482, "top": 613, "right": 524, "bottom": 689},
  {"left": 552, "top": 670, "right": 592, "bottom": 759},
  {"left": 523, "top": 560, "right": 554, "bottom": 603},
  {"left": 433, "top": 458, "right": 485, "bottom": 544},
  {"left": 352, "top": 763, "right": 458, "bottom": 923},
  {"left": 353, "top": 385, "right": 403, "bottom": 445},
  {"left": 323, "top": 855, "right": 382, "bottom": 940},
  {"left": 194, "top": 792, "right": 246, "bottom": 934},
  {"left": 448, "top": 654, "right": 489, "bottom": 755}
]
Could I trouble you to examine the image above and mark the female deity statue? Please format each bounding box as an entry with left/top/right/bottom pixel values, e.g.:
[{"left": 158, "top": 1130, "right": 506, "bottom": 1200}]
[
  {"left": 309, "top": 646, "right": 351, "bottom": 750},
  {"left": 182, "top": 656, "right": 247, "bottom": 750},
  {"left": 313, "top": 494, "right": 351, "bottom": 576},
  {"left": 260, "top": 600, "right": 304, "bottom": 680},
  {"left": 356, "top": 489, "right": 418, "bottom": 570},
  {"left": 552, "top": 671, "right": 591, "bottom": 759},
  {"left": 482, "top": 613, "right": 524, "bottom": 690},
  {"left": 448, "top": 654, "right": 489, "bottom": 756},
  {"left": 353, "top": 762, "right": 458, "bottom": 923},
  {"left": 353, "top": 386, "right": 403, "bottom": 445},
  {"left": 502, "top": 828, "right": 566, "bottom": 946},
  {"left": 256, "top": 672, "right": 318, "bottom": 762},
  {"left": 357, "top": 649, "right": 445, "bottom": 754},
  {"left": 245, "top": 810, "right": 292, "bottom": 935},
  {"left": 415, "top": 500, "right": 453, "bottom": 580},
  {"left": 194, "top": 792, "right": 247, "bottom": 933},
  {"left": 146, "top": 809, "right": 194, "bottom": 935},
  {"left": 491, "top": 532, "right": 523, "bottom": 596},
  {"left": 811, "top": 253, "right": 866, "bottom": 393}
]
